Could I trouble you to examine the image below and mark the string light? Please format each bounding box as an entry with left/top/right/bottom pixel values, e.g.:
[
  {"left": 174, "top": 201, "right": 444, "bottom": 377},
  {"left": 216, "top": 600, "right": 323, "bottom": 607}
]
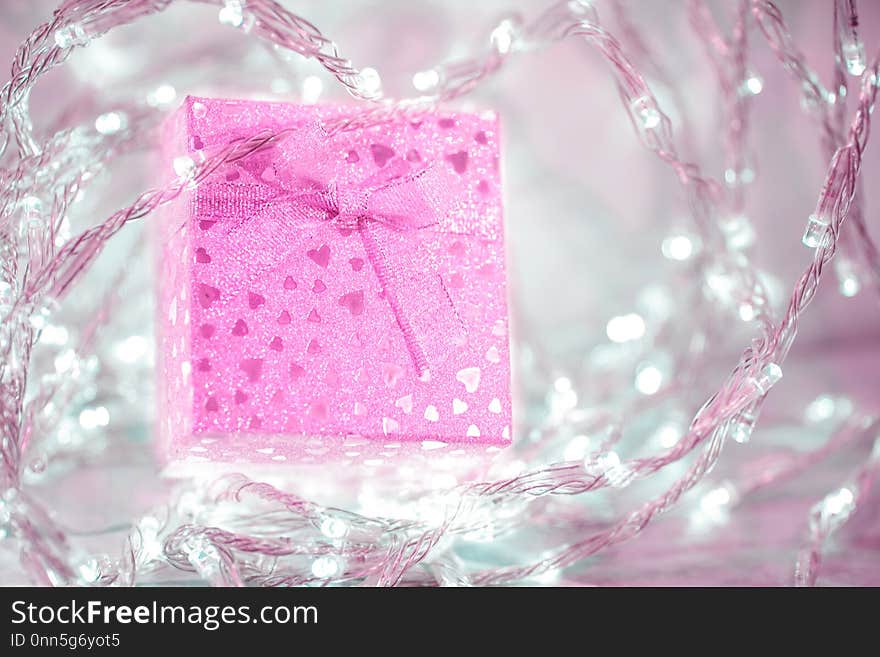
[
  {"left": 653, "top": 421, "right": 683, "bottom": 448},
  {"left": 634, "top": 352, "right": 672, "bottom": 396},
  {"left": 355, "top": 67, "right": 382, "bottom": 98},
  {"left": 740, "top": 72, "right": 764, "bottom": 96},
  {"left": 311, "top": 555, "right": 343, "bottom": 579},
  {"left": 805, "top": 394, "right": 853, "bottom": 424},
  {"left": 636, "top": 284, "right": 674, "bottom": 322},
  {"left": 113, "top": 335, "right": 149, "bottom": 363},
  {"left": 412, "top": 69, "right": 441, "bottom": 93},
  {"left": 78, "top": 406, "right": 110, "bottom": 429},
  {"left": 629, "top": 94, "right": 662, "bottom": 131},
  {"left": 723, "top": 165, "right": 756, "bottom": 187},
  {"left": 38, "top": 324, "right": 69, "bottom": 346},
  {"left": 737, "top": 302, "right": 756, "bottom": 322},
  {"left": 54, "top": 23, "right": 89, "bottom": 49},
  {"left": 837, "top": 0, "right": 867, "bottom": 78},
  {"left": 320, "top": 517, "right": 349, "bottom": 540},
  {"left": 730, "top": 408, "right": 758, "bottom": 444},
  {"left": 661, "top": 233, "right": 696, "bottom": 261},
  {"left": 172, "top": 155, "right": 196, "bottom": 180},
  {"left": 834, "top": 258, "right": 862, "bottom": 297},
  {"left": 94, "top": 112, "right": 126, "bottom": 135},
  {"left": 701, "top": 484, "right": 734, "bottom": 516},
  {"left": 562, "top": 434, "right": 592, "bottom": 461},
  {"left": 301, "top": 76, "right": 323, "bottom": 103},
  {"left": 748, "top": 363, "right": 783, "bottom": 398},
  {"left": 584, "top": 451, "right": 632, "bottom": 488},
  {"left": 27, "top": 300, "right": 55, "bottom": 331},
  {"left": 718, "top": 214, "right": 756, "bottom": 250},
  {"left": 605, "top": 313, "right": 646, "bottom": 343},
  {"left": 634, "top": 363, "right": 663, "bottom": 395},
  {"left": 490, "top": 19, "right": 520, "bottom": 55},
  {"left": 147, "top": 83, "right": 177, "bottom": 107},
  {"left": 567, "top": 0, "right": 595, "bottom": 17},
  {"left": 218, "top": 0, "right": 244, "bottom": 27}
]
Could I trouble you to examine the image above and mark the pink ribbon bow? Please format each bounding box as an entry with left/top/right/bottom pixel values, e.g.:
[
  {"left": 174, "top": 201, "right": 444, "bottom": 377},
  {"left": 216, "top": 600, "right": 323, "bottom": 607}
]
[{"left": 196, "top": 123, "right": 467, "bottom": 377}]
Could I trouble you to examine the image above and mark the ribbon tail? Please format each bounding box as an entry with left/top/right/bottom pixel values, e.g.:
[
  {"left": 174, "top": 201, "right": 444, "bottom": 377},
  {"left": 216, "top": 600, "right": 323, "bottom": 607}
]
[{"left": 358, "top": 220, "right": 467, "bottom": 379}]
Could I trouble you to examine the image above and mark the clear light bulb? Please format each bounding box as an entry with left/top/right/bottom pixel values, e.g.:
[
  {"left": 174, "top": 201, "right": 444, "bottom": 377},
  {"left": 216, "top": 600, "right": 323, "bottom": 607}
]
[
  {"left": 800, "top": 77, "right": 824, "bottom": 114},
  {"left": 738, "top": 301, "right": 757, "bottom": 322},
  {"left": 54, "top": 348, "right": 78, "bottom": 375},
  {"left": 20, "top": 195, "right": 43, "bottom": 216},
  {"left": 0, "top": 281, "right": 13, "bottom": 322},
  {"left": 836, "top": 0, "right": 866, "bottom": 77},
  {"left": 730, "top": 408, "right": 758, "bottom": 444},
  {"left": 0, "top": 497, "right": 11, "bottom": 540},
  {"left": 184, "top": 537, "right": 220, "bottom": 571},
  {"left": 584, "top": 451, "right": 633, "bottom": 488},
  {"left": 802, "top": 213, "right": 830, "bottom": 248},
  {"left": 28, "top": 303, "right": 54, "bottom": 331},
  {"left": 719, "top": 214, "right": 756, "bottom": 250},
  {"left": 76, "top": 555, "right": 114, "bottom": 584},
  {"left": 748, "top": 363, "right": 783, "bottom": 397},
  {"left": 547, "top": 375, "right": 577, "bottom": 414},
  {"left": 810, "top": 486, "right": 855, "bottom": 534},
  {"left": 566, "top": 0, "right": 596, "bottom": 17},
  {"left": 490, "top": 19, "right": 520, "bottom": 55},
  {"left": 311, "top": 555, "right": 343, "bottom": 578},
  {"left": 823, "top": 487, "right": 854, "bottom": 516},
  {"left": 320, "top": 517, "right": 349, "bottom": 540},
  {"left": 661, "top": 233, "right": 697, "bottom": 261},
  {"left": 701, "top": 482, "right": 737, "bottom": 515},
  {"left": 301, "top": 76, "right": 323, "bottom": 103},
  {"left": 136, "top": 517, "right": 163, "bottom": 563},
  {"left": 834, "top": 258, "right": 861, "bottom": 297},
  {"left": 95, "top": 111, "right": 126, "bottom": 135},
  {"left": 147, "top": 83, "right": 177, "bottom": 107},
  {"left": 563, "top": 434, "right": 592, "bottom": 461},
  {"left": 412, "top": 69, "right": 441, "bottom": 93},
  {"left": 18, "top": 196, "right": 43, "bottom": 239},
  {"left": 218, "top": 0, "right": 244, "bottom": 27},
  {"left": 356, "top": 67, "right": 382, "bottom": 98},
  {"left": 704, "top": 262, "right": 754, "bottom": 312},
  {"left": 54, "top": 23, "right": 89, "bottom": 48},
  {"left": 805, "top": 394, "right": 853, "bottom": 423},
  {"left": 841, "top": 40, "right": 866, "bottom": 77},
  {"left": 723, "top": 164, "right": 755, "bottom": 188},
  {"left": 629, "top": 95, "right": 661, "bottom": 132},
  {"left": 806, "top": 395, "right": 837, "bottom": 423},
  {"left": 606, "top": 313, "right": 646, "bottom": 343},
  {"left": 635, "top": 363, "right": 663, "bottom": 395},
  {"left": 634, "top": 352, "right": 672, "bottom": 396},
  {"left": 173, "top": 155, "right": 195, "bottom": 181},
  {"left": 653, "top": 421, "right": 683, "bottom": 448},
  {"left": 637, "top": 284, "right": 674, "bottom": 322},
  {"left": 740, "top": 72, "right": 764, "bottom": 96},
  {"left": 38, "top": 324, "right": 68, "bottom": 346}
]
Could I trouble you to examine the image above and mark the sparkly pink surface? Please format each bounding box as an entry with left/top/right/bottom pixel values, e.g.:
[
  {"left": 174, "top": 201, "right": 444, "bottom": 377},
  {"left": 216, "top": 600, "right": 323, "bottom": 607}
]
[{"left": 156, "top": 97, "right": 512, "bottom": 464}]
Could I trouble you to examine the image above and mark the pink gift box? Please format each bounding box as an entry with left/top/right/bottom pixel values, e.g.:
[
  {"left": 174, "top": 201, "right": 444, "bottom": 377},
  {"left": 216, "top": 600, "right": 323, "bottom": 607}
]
[{"left": 155, "top": 96, "right": 512, "bottom": 464}]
